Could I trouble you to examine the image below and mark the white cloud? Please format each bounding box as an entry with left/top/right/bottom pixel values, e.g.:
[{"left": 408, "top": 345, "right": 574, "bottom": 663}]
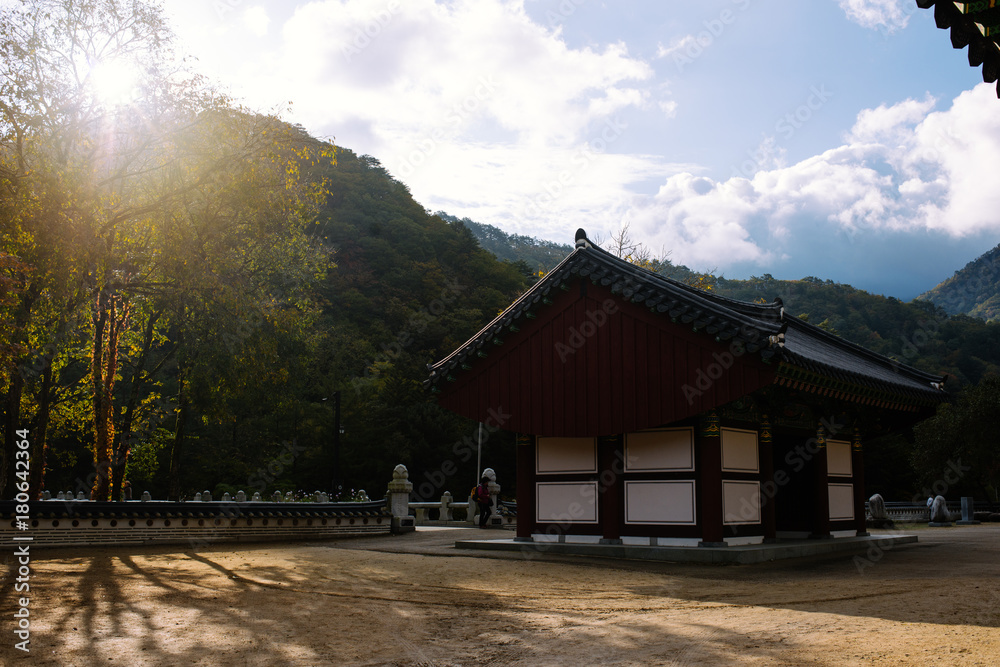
[
  {"left": 848, "top": 95, "right": 935, "bottom": 144},
  {"left": 658, "top": 100, "right": 678, "bottom": 119},
  {"left": 613, "top": 84, "right": 1000, "bottom": 279},
  {"left": 244, "top": 6, "right": 271, "bottom": 36},
  {"left": 655, "top": 36, "right": 697, "bottom": 60},
  {"left": 837, "top": 0, "right": 911, "bottom": 34}
]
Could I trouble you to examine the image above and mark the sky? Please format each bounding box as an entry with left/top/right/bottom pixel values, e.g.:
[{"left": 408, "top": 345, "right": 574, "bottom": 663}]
[{"left": 161, "top": 0, "right": 1000, "bottom": 300}]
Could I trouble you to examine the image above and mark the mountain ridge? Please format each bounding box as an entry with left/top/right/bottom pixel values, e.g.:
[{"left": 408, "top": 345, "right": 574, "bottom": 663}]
[{"left": 917, "top": 242, "right": 1000, "bottom": 322}]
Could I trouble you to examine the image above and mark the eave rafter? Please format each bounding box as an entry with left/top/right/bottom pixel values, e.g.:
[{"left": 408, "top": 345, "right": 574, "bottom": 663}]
[{"left": 918, "top": 0, "right": 1000, "bottom": 97}]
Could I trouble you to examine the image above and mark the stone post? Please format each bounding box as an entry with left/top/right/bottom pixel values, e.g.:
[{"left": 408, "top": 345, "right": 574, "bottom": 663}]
[
  {"left": 957, "top": 496, "right": 980, "bottom": 525},
  {"left": 468, "top": 489, "right": 478, "bottom": 525},
  {"left": 387, "top": 464, "right": 415, "bottom": 534},
  {"left": 482, "top": 467, "right": 503, "bottom": 527},
  {"left": 440, "top": 491, "right": 454, "bottom": 521}
]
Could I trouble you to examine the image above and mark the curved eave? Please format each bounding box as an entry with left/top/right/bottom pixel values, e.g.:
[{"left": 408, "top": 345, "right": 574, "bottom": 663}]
[
  {"left": 426, "top": 238, "right": 783, "bottom": 390},
  {"left": 775, "top": 355, "right": 945, "bottom": 410},
  {"left": 919, "top": 0, "right": 1000, "bottom": 97}
]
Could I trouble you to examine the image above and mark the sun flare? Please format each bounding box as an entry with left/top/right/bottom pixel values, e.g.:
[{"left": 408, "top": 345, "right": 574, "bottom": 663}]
[{"left": 88, "top": 58, "right": 140, "bottom": 107}]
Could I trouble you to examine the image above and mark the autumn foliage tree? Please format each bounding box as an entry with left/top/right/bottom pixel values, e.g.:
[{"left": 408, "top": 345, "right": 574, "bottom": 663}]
[{"left": 0, "top": 0, "right": 332, "bottom": 500}]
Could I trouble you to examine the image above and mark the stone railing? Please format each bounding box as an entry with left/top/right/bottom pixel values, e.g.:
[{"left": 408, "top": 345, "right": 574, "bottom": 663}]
[
  {"left": 866, "top": 499, "right": 992, "bottom": 523},
  {"left": 389, "top": 465, "right": 515, "bottom": 529},
  {"left": 1, "top": 499, "right": 391, "bottom": 549},
  {"left": 12, "top": 464, "right": 515, "bottom": 547}
]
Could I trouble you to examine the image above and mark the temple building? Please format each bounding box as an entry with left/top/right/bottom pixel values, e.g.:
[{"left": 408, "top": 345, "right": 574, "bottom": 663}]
[
  {"left": 427, "top": 230, "right": 946, "bottom": 547},
  {"left": 917, "top": 0, "right": 1000, "bottom": 97}
]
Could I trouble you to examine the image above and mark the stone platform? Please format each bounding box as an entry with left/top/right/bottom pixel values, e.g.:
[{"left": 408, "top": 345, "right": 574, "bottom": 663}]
[{"left": 455, "top": 533, "right": 918, "bottom": 564}]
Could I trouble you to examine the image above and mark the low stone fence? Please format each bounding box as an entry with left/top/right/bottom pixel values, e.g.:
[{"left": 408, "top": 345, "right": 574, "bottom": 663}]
[
  {"left": 7, "top": 464, "right": 517, "bottom": 548},
  {"left": 408, "top": 493, "right": 516, "bottom": 526},
  {"left": 398, "top": 466, "right": 516, "bottom": 528},
  {"left": 866, "top": 500, "right": 994, "bottom": 523},
  {"left": 1, "top": 499, "right": 391, "bottom": 549}
]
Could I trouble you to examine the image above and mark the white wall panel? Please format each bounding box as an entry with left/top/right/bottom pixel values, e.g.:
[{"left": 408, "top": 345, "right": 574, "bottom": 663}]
[
  {"left": 827, "top": 440, "right": 853, "bottom": 477},
  {"left": 535, "top": 482, "right": 598, "bottom": 523},
  {"left": 721, "top": 428, "right": 759, "bottom": 473},
  {"left": 828, "top": 483, "right": 855, "bottom": 521},
  {"left": 536, "top": 437, "right": 597, "bottom": 474},
  {"left": 624, "top": 481, "right": 696, "bottom": 525},
  {"left": 723, "top": 481, "right": 761, "bottom": 525},
  {"left": 624, "top": 428, "right": 694, "bottom": 471}
]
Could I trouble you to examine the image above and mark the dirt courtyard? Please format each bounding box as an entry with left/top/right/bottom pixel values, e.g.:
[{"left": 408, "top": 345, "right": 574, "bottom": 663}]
[{"left": 2, "top": 524, "right": 999, "bottom": 666}]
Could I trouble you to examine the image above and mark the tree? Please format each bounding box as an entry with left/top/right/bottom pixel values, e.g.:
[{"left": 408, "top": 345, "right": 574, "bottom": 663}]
[
  {"left": 0, "top": 0, "right": 333, "bottom": 500},
  {"left": 912, "top": 375, "right": 1000, "bottom": 505}
]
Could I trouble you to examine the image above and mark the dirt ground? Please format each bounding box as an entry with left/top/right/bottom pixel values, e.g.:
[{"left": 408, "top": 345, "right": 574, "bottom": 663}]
[{"left": 1, "top": 523, "right": 999, "bottom": 666}]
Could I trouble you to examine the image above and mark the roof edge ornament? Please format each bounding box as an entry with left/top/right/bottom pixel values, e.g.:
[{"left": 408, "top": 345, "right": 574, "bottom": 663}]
[{"left": 575, "top": 228, "right": 591, "bottom": 248}]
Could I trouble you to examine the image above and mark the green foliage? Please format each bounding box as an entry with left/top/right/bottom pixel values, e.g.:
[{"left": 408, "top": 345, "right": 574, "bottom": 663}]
[
  {"left": 441, "top": 212, "right": 572, "bottom": 274},
  {"left": 918, "top": 243, "right": 1000, "bottom": 321},
  {"left": 912, "top": 375, "right": 1000, "bottom": 504}
]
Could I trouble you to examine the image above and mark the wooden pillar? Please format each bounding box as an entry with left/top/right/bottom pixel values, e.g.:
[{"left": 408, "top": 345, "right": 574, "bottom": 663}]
[
  {"left": 811, "top": 423, "right": 832, "bottom": 539},
  {"left": 852, "top": 427, "right": 869, "bottom": 536},
  {"left": 759, "top": 416, "right": 777, "bottom": 543},
  {"left": 515, "top": 434, "right": 536, "bottom": 541},
  {"left": 598, "top": 434, "right": 623, "bottom": 544},
  {"left": 698, "top": 412, "right": 725, "bottom": 547}
]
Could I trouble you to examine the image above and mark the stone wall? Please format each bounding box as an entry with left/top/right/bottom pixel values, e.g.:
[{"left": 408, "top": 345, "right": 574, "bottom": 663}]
[{"left": 1, "top": 500, "right": 391, "bottom": 549}]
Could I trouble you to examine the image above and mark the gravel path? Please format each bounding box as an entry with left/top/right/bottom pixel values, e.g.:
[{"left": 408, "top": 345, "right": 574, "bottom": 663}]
[{"left": 2, "top": 524, "right": 999, "bottom": 665}]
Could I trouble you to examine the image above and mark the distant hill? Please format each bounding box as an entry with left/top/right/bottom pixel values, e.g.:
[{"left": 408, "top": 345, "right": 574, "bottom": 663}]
[
  {"left": 918, "top": 243, "right": 1000, "bottom": 322},
  {"left": 436, "top": 212, "right": 572, "bottom": 273},
  {"left": 450, "top": 213, "right": 1000, "bottom": 388}
]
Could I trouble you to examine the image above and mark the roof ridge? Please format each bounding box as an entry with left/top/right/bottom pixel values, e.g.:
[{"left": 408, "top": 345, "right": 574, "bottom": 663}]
[{"left": 781, "top": 315, "right": 942, "bottom": 389}]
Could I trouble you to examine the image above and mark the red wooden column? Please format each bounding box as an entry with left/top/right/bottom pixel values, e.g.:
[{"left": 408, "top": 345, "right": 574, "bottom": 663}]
[
  {"left": 515, "top": 434, "right": 536, "bottom": 542},
  {"left": 698, "top": 412, "right": 726, "bottom": 547},
  {"left": 758, "top": 417, "right": 777, "bottom": 543},
  {"left": 852, "top": 427, "right": 869, "bottom": 536},
  {"left": 811, "top": 423, "right": 832, "bottom": 539},
  {"left": 598, "top": 434, "right": 623, "bottom": 544}
]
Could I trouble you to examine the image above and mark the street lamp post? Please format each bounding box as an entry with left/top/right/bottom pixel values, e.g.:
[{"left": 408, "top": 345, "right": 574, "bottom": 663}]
[{"left": 332, "top": 390, "right": 341, "bottom": 496}]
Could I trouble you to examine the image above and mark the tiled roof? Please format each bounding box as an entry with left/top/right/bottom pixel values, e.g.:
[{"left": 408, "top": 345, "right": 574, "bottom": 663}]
[
  {"left": 918, "top": 0, "right": 1000, "bottom": 97},
  {"left": 427, "top": 230, "right": 946, "bottom": 405}
]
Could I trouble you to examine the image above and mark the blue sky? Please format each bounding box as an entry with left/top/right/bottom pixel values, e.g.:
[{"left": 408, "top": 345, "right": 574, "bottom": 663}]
[{"left": 164, "top": 0, "right": 1000, "bottom": 299}]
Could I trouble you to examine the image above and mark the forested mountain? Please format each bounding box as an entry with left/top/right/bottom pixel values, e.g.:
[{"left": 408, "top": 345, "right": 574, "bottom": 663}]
[
  {"left": 709, "top": 274, "right": 1000, "bottom": 389},
  {"left": 457, "top": 214, "right": 1000, "bottom": 390},
  {"left": 439, "top": 213, "right": 572, "bottom": 274},
  {"left": 918, "top": 242, "right": 1000, "bottom": 321}
]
